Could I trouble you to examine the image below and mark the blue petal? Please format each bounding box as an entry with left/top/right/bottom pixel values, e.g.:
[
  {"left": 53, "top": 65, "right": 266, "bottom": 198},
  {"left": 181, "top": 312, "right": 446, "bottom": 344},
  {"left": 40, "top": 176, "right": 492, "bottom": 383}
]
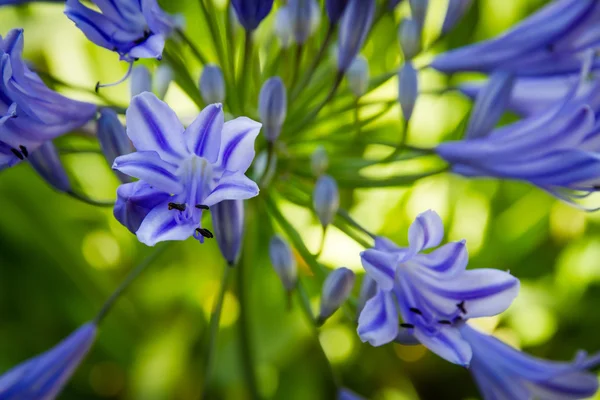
[
  {"left": 136, "top": 201, "right": 198, "bottom": 246},
  {"left": 184, "top": 103, "right": 224, "bottom": 163},
  {"left": 126, "top": 92, "right": 187, "bottom": 164},
  {"left": 114, "top": 181, "right": 170, "bottom": 233},
  {"left": 357, "top": 290, "right": 399, "bottom": 346},
  {"left": 217, "top": 117, "right": 262, "bottom": 173},
  {"left": 413, "top": 240, "right": 468, "bottom": 276},
  {"left": 408, "top": 209, "right": 444, "bottom": 254},
  {"left": 113, "top": 151, "right": 183, "bottom": 194},
  {"left": 201, "top": 171, "right": 259, "bottom": 206},
  {"left": 360, "top": 248, "right": 398, "bottom": 291},
  {"left": 413, "top": 325, "right": 472, "bottom": 367},
  {"left": 129, "top": 34, "right": 166, "bottom": 60}
]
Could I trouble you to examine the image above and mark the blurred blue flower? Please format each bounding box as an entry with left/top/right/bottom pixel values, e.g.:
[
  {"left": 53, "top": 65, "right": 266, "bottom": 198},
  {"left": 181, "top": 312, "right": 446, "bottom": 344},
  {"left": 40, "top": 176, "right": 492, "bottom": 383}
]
[
  {"left": 65, "top": 0, "right": 179, "bottom": 62},
  {"left": 212, "top": 200, "right": 245, "bottom": 266},
  {"left": 113, "top": 93, "right": 260, "bottom": 246},
  {"left": 114, "top": 180, "right": 170, "bottom": 234},
  {"left": 313, "top": 174, "right": 340, "bottom": 227},
  {"left": 398, "top": 61, "right": 418, "bottom": 121},
  {"left": 338, "top": 388, "right": 366, "bottom": 400},
  {"left": 325, "top": 0, "right": 349, "bottom": 25},
  {"left": 0, "top": 322, "right": 97, "bottom": 400},
  {"left": 318, "top": 267, "right": 355, "bottom": 324},
  {"left": 398, "top": 18, "right": 422, "bottom": 60},
  {"left": 259, "top": 77, "right": 287, "bottom": 143},
  {"left": 441, "top": 0, "right": 473, "bottom": 34},
  {"left": 200, "top": 65, "right": 226, "bottom": 105},
  {"left": 0, "top": 29, "right": 97, "bottom": 170},
  {"left": 311, "top": 145, "right": 329, "bottom": 177},
  {"left": 346, "top": 55, "right": 369, "bottom": 97},
  {"left": 269, "top": 234, "right": 298, "bottom": 292},
  {"left": 28, "top": 141, "right": 71, "bottom": 193},
  {"left": 357, "top": 210, "right": 519, "bottom": 366},
  {"left": 130, "top": 65, "right": 152, "bottom": 98},
  {"left": 154, "top": 64, "right": 173, "bottom": 100},
  {"left": 231, "top": 0, "right": 274, "bottom": 32},
  {"left": 0, "top": 0, "right": 63, "bottom": 4},
  {"left": 460, "top": 324, "right": 600, "bottom": 400},
  {"left": 431, "top": 0, "right": 600, "bottom": 75},
  {"left": 408, "top": 0, "right": 428, "bottom": 28},
  {"left": 437, "top": 78, "right": 600, "bottom": 207},
  {"left": 289, "top": 0, "right": 321, "bottom": 45},
  {"left": 337, "top": 0, "right": 375, "bottom": 72},
  {"left": 97, "top": 108, "right": 133, "bottom": 183}
]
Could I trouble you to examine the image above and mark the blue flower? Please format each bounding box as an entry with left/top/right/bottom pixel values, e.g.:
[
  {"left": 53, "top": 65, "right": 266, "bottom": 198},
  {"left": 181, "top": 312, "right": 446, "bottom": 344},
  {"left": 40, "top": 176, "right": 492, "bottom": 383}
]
[
  {"left": 0, "top": 322, "right": 97, "bottom": 399},
  {"left": 29, "top": 141, "right": 72, "bottom": 193},
  {"left": 212, "top": 199, "right": 245, "bottom": 266},
  {"left": 112, "top": 92, "right": 261, "bottom": 246},
  {"left": 231, "top": 0, "right": 274, "bottom": 32},
  {"left": 430, "top": 0, "right": 600, "bottom": 75},
  {"left": 437, "top": 78, "right": 600, "bottom": 206},
  {"left": 441, "top": 0, "right": 473, "bottom": 34},
  {"left": 357, "top": 210, "right": 519, "bottom": 366},
  {"left": 460, "top": 324, "right": 600, "bottom": 400},
  {"left": 114, "top": 180, "right": 170, "bottom": 234},
  {"left": 0, "top": 29, "right": 97, "bottom": 170},
  {"left": 65, "top": 0, "right": 180, "bottom": 62},
  {"left": 337, "top": 0, "right": 375, "bottom": 72},
  {"left": 325, "top": 0, "right": 349, "bottom": 25}
]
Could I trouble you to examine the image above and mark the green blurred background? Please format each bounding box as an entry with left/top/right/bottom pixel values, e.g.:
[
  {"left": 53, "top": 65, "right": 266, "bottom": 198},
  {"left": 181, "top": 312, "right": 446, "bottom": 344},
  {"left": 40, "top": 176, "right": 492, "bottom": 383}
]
[{"left": 1, "top": 0, "right": 600, "bottom": 399}]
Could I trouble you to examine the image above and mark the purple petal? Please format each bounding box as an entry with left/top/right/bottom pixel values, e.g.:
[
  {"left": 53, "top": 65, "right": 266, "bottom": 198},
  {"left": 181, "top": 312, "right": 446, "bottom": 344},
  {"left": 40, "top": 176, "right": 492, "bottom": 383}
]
[
  {"left": 129, "top": 34, "right": 166, "bottom": 60},
  {"left": 413, "top": 240, "right": 468, "bottom": 276},
  {"left": 360, "top": 249, "right": 398, "bottom": 291},
  {"left": 413, "top": 325, "right": 472, "bottom": 366},
  {"left": 217, "top": 117, "right": 261, "bottom": 173},
  {"left": 113, "top": 151, "right": 183, "bottom": 194},
  {"left": 408, "top": 210, "right": 444, "bottom": 254},
  {"left": 201, "top": 172, "right": 259, "bottom": 206},
  {"left": 184, "top": 103, "right": 224, "bottom": 162},
  {"left": 136, "top": 202, "right": 198, "bottom": 246},
  {"left": 357, "top": 290, "right": 399, "bottom": 346},
  {"left": 126, "top": 92, "right": 186, "bottom": 164}
]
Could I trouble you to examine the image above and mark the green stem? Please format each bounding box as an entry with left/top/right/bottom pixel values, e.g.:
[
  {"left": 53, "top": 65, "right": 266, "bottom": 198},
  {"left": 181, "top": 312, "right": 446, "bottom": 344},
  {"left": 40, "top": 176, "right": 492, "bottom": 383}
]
[
  {"left": 258, "top": 141, "right": 274, "bottom": 188},
  {"left": 94, "top": 244, "right": 169, "bottom": 324},
  {"left": 337, "top": 208, "right": 375, "bottom": 240},
  {"left": 176, "top": 28, "right": 209, "bottom": 65},
  {"left": 289, "top": 44, "right": 304, "bottom": 91},
  {"left": 237, "top": 255, "right": 260, "bottom": 399},
  {"left": 201, "top": 265, "right": 233, "bottom": 399},
  {"left": 239, "top": 30, "right": 253, "bottom": 113},
  {"left": 66, "top": 191, "right": 115, "bottom": 207},
  {"left": 384, "top": 119, "right": 410, "bottom": 161}
]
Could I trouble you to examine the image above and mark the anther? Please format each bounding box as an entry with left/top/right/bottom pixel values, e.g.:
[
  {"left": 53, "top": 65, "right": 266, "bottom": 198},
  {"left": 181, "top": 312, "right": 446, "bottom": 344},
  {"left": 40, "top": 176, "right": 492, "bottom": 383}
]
[
  {"left": 19, "top": 145, "right": 28, "bottom": 158},
  {"left": 95, "top": 82, "right": 100, "bottom": 93},
  {"left": 409, "top": 307, "right": 422, "bottom": 315},
  {"left": 195, "top": 204, "right": 209, "bottom": 210},
  {"left": 10, "top": 148, "right": 23, "bottom": 160},
  {"left": 168, "top": 202, "right": 186, "bottom": 211},
  {"left": 453, "top": 316, "right": 463, "bottom": 324},
  {"left": 438, "top": 320, "right": 452, "bottom": 325},
  {"left": 196, "top": 228, "right": 214, "bottom": 239},
  {"left": 457, "top": 301, "right": 467, "bottom": 314},
  {"left": 400, "top": 323, "right": 414, "bottom": 329}
]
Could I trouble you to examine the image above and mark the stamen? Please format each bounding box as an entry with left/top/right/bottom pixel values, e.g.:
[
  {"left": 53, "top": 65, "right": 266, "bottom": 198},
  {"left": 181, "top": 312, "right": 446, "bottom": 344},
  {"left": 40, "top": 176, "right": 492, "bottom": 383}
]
[
  {"left": 409, "top": 307, "right": 422, "bottom": 315},
  {"left": 168, "top": 202, "right": 187, "bottom": 211},
  {"left": 400, "top": 323, "right": 414, "bottom": 329},
  {"left": 457, "top": 301, "right": 467, "bottom": 314},
  {"left": 195, "top": 204, "right": 209, "bottom": 210},
  {"left": 437, "top": 320, "right": 452, "bottom": 325},
  {"left": 96, "top": 61, "right": 134, "bottom": 92},
  {"left": 133, "top": 30, "right": 152, "bottom": 45},
  {"left": 19, "top": 145, "right": 28, "bottom": 158},
  {"left": 11, "top": 148, "right": 23, "bottom": 160},
  {"left": 195, "top": 228, "right": 214, "bottom": 239}
]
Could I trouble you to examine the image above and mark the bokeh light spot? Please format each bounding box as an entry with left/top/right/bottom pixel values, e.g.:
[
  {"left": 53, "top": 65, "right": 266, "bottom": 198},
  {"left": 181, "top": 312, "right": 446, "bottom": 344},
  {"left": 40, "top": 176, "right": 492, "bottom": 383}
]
[
  {"left": 90, "top": 362, "right": 125, "bottom": 397},
  {"left": 319, "top": 325, "right": 355, "bottom": 364},
  {"left": 82, "top": 230, "right": 121, "bottom": 269},
  {"left": 393, "top": 343, "right": 426, "bottom": 362}
]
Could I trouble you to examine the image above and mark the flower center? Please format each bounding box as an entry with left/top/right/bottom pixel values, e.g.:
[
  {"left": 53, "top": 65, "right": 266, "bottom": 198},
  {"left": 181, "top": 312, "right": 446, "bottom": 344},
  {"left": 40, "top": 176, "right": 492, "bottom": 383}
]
[{"left": 172, "top": 155, "right": 214, "bottom": 225}]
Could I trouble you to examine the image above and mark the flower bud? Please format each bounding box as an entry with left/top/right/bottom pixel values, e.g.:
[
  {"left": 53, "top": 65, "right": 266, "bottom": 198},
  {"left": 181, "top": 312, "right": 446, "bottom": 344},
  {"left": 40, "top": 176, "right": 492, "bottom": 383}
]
[
  {"left": 318, "top": 267, "right": 355, "bottom": 324},
  {"left": 326, "top": 0, "right": 349, "bottom": 25},
  {"left": 398, "top": 61, "right": 418, "bottom": 121},
  {"left": 337, "top": 0, "right": 375, "bottom": 72},
  {"left": 409, "top": 0, "right": 428, "bottom": 28},
  {"left": 356, "top": 274, "right": 377, "bottom": 317},
  {"left": 311, "top": 145, "right": 329, "bottom": 176},
  {"left": 442, "top": 0, "right": 473, "bottom": 34},
  {"left": 154, "top": 64, "right": 174, "bottom": 99},
  {"left": 231, "top": 0, "right": 274, "bottom": 31},
  {"left": 97, "top": 108, "right": 133, "bottom": 183},
  {"left": 274, "top": 7, "right": 293, "bottom": 48},
  {"left": 289, "top": 0, "right": 321, "bottom": 44},
  {"left": 465, "top": 71, "right": 514, "bottom": 140},
  {"left": 212, "top": 200, "right": 244, "bottom": 266},
  {"left": 398, "top": 18, "right": 422, "bottom": 60},
  {"left": 199, "top": 64, "right": 226, "bottom": 105},
  {"left": 269, "top": 235, "right": 298, "bottom": 291},
  {"left": 114, "top": 181, "right": 170, "bottom": 234},
  {"left": 313, "top": 174, "right": 339, "bottom": 227},
  {"left": 29, "top": 141, "right": 71, "bottom": 193},
  {"left": 259, "top": 77, "right": 287, "bottom": 142},
  {"left": 346, "top": 55, "right": 369, "bottom": 97},
  {"left": 130, "top": 65, "right": 152, "bottom": 97}
]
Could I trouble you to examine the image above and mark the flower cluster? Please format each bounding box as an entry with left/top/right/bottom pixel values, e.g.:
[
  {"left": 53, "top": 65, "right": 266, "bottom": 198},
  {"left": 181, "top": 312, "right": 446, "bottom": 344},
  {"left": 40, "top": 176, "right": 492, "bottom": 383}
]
[{"left": 1, "top": 0, "right": 600, "bottom": 399}]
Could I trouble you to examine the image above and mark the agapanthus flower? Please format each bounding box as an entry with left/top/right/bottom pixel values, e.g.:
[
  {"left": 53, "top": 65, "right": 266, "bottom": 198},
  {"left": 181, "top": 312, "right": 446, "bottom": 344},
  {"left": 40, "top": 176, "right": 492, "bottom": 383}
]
[
  {"left": 430, "top": 0, "right": 600, "bottom": 75},
  {"left": 112, "top": 92, "right": 261, "bottom": 246},
  {"left": 231, "top": 0, "right": 274, "bottom": 32},
  {"left": 65, "top": 0, "right": 180, "bottom": 63},
  {"left": 460, "top": 324, "right": 600, "bottom": 400},
  {"left": 0, "top": 29, "right": 97, "bottom": 170},
  {"left": 437, "top": 78, "right": 600, "bottom": 206},
  {"left": 357, "top": 210, "right": 519, "bottom": 366},
  {"left": 0, "top": 322, "right": 97, "bottom": 399}
]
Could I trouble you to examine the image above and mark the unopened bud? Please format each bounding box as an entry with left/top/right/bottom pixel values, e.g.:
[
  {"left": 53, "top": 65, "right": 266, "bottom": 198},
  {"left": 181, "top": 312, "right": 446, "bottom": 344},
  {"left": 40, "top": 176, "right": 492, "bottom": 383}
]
[
  {"left": 199, "top": 64, "right": 226, "bottom": 105},
  {"left": 269, "top": 235, "right": 298, "bottom": 291},
  {"left": 442, "top": 0, "right": 473, "bottom": 34},
  {"left": 398, "top": 61, "right": 418, "bottom": 121},
  {"left": 398, "top": 18, "right": 422, "bottom": 60},
  {"left": 289, "top": 0, "right": 321, "bottom": 44},
  {"left": 346, "top": 55, "right": 369, "bottom": 97},
  {"left": 259, "top": 77, "right": 287, "bottom": 142},
  {"left": 29, "top": 141, "right": 71, "bottom": 193},
  {"left": 97, "top": 108, "right": 133, "bottom": 183},
  {"left": 274, "top": 7, "right": 293, "bottom": 48},
  {"left": 337, "top": 0, "right": 375, "bottom": 72},
  {"left": 130, "top": 65, "right": 152, "bottom": 97},
  {"left": 326, "top": 0, "right": 349, "bottom": 25},
  {"left": 318, "top": 267, "right": 355, "bottom": 324},
  {"left": 212, "top": 200, "right": 244, "bottom": 266},
  {"left": 409, "top": 0, "right": 428, "bottom": 28},
  {"left": 154, "top": 64, "right": 174, "bottom": 99},
  {"left": 311, "top": 145, "right": 329, "bottom": 176},
  {"left": 313, "top": 174, "right": 339, "bottom": 227}
]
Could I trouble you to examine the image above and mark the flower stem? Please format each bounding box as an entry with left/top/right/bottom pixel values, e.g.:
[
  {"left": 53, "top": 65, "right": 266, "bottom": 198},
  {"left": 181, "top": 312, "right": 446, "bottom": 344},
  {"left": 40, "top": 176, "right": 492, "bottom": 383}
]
[
  {"left": 201, "top": 264, "right": 234, "bottom": 399},
  {"left": 176, "top": 28, "right": 209, "bottom": 65},
  {"left": 66, "top": 191, "right": 115, "bottom": 207},
  {"left": 258, "top": 141, "right": 274, "bottom": 188},
  {"left": 237, "top": 254, "right": 260, "bottom": 399},
  {"left": 289, "top": 44, "right": 304, "bottom": 91},
  {"left": 239, "top": 30, "right": 253, "bottom": 114},
  {"left": 94, "top": 244, "right": 169, "bottom": 324}
]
